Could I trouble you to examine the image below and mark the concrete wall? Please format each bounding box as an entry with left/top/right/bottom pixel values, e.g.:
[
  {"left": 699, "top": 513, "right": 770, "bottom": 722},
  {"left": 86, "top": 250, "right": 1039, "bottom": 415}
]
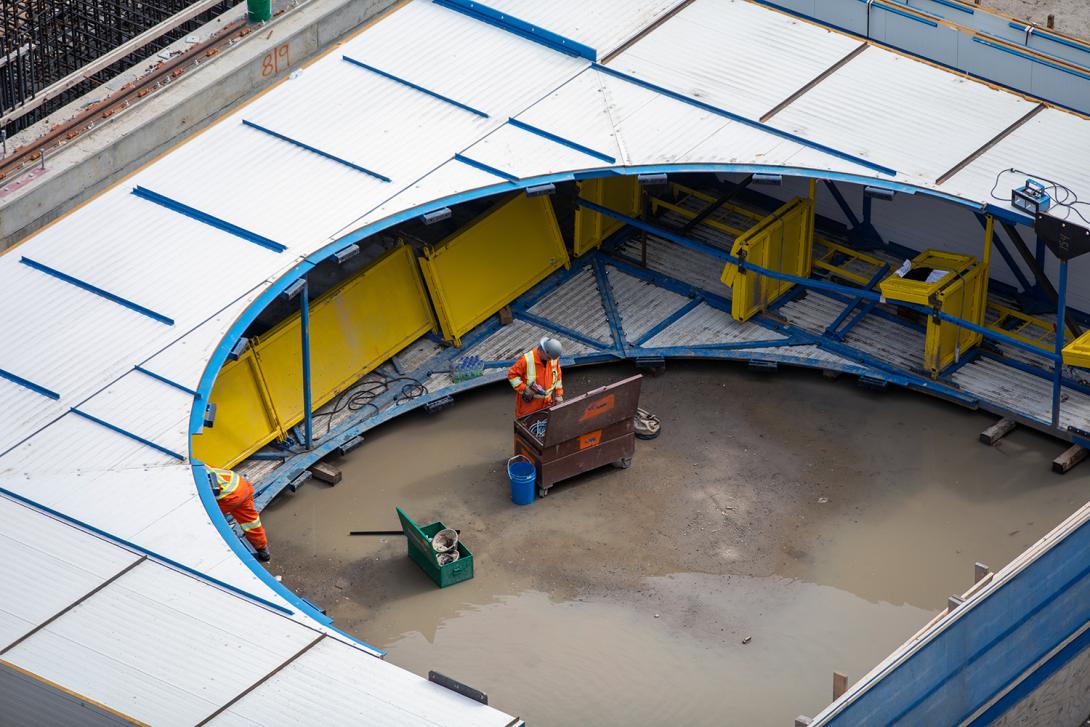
[
  {"left": 993, "top": 641, "right": 1090, "bottom": 727},
  {"left": 0, "top": 0, "right": 398, "bottom": 250}
]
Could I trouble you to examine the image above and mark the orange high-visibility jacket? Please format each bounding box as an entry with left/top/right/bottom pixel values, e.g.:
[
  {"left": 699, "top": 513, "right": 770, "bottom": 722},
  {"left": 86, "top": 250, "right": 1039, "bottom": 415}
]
[
  {"left": 507, "top": 347, "right": 563, "bottom": 419},
  {"left": 208, "top": 467, "right": 268, "bottom": 551}
]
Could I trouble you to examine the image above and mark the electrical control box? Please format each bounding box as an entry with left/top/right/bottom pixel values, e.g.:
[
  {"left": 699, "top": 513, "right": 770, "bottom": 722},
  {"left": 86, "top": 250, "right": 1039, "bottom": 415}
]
[{"left": 1011, "top": 179, "right": 1052, "bottom": 215}]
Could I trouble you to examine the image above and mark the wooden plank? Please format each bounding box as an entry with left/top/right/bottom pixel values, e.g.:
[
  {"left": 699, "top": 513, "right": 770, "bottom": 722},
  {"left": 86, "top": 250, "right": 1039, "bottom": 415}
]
[
  {"left": 308, "top": 461, "right": 342, "bottom": 485},
  {"left": 833, "top": 672, "right": 848, "bottom": 700},
  {"left": 979, "top": 417, "right": 1016, "bottom": 445},
  {"left": 1053, "top": 444, "right": 1089, "bottom": 474}
]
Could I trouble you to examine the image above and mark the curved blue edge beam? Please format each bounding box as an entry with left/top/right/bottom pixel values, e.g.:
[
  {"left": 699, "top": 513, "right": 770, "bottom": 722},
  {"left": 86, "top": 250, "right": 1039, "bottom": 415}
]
[{"left": 186, "top": 161, "right": 1033, "bottom": 658}]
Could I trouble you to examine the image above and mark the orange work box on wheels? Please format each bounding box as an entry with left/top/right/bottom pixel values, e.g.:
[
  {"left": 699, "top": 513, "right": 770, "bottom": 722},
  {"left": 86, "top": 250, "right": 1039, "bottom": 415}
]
[{"left": 514, "top": 375, "right": 643, "bottom": 497}]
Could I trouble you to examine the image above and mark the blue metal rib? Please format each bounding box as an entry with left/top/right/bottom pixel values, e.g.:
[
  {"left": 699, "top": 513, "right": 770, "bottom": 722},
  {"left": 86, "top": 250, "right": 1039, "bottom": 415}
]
[
  {"left": 342, "top": 55, "right": 490, "bottom": 118},
  {"left": 507, "top": 117, "right": 616, "bottom": 163},
  {"left": 0, "top": 368, "right": 60, "bottom": 400},
  {"left": 132, "top": 186, "right": 287, "bottom": 253},
  {"left": 452, "top": 153, "right": 519, "bottom": 181},
  {"left": 70, "top": 408, "right": 185, "bottom": 460},
  {"left": 242, "top": 120, "right": 391, "bottom": 182},
  {"left": 133, "top": 365, "right": 198, "bottom": 396},
  {"left": 21, "top": 257, "right": 174, "bottom": 325},
  {"left": 432, "top": 0, "right": 598, "bottom": 61}
]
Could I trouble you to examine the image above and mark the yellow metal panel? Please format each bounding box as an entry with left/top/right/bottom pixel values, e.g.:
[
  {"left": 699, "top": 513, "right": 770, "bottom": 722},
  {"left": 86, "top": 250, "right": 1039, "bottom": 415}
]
[
  {"left": 878, "top": 250, "right": 976, "bottom": 306},
  {"left": 193, "top": 243, "right": 435, "bottom": 467},
  {"left": 574, "top": 177, "right": 639, "bottom": 256},
  {"left": 258, "top": 243, "right": 436, "bottom": 424},
  {"left": 191, "top": 350, "right": 282, "bottom": 468},
  {"left": 421, "top": 192, "right": 570, "bottom": 345},
  {"left": 1064, "top": 330, "right": 1090, "bottom": 368},
  {"left": 720, "top": 196, "right": 815, "bottom": 321}
]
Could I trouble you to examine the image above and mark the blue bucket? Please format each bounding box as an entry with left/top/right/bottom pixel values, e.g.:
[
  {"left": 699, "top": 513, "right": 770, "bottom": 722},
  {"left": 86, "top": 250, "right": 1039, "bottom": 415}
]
[{"left": 507, "top": 456, "right": 536, "bottom": 505}]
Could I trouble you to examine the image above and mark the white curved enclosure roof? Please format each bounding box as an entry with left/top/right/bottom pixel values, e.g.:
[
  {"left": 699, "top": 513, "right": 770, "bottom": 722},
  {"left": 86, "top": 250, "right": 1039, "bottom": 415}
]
[{"left": 2, "top": 0, "right": 1089, "bottom": 720}]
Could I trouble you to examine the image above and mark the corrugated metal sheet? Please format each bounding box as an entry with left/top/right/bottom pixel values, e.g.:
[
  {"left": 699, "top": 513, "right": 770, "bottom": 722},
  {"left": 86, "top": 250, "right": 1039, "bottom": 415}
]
[
  {"left": 608, "top": 0, "right": 861, "bottom": 120},
  {"left": 4, "top": 561, "right": 317, "bottom": 727},
  {"left": 209, "top": 636, "right": 517, "bottom": 727},
  {"left": 0, "top": 497, "right": 141, "bottom": 649},
  {"left": 527, "top": 267, "right": 613, "bottom": 345},
  {"left": 643, "top": 302, "right": 785, "bottom": 347},
  {"left": 2, "top": 0, "right": 1090, "bottom": 720},
  {"left": 951, "top": 357, "right": 1090, "bottom": 428},
  {"left": 605, "top": 264, "right": 690, "bottom": 342},
  {"left": 770, "top": 46, "right": 1036, "bottom": 184}
]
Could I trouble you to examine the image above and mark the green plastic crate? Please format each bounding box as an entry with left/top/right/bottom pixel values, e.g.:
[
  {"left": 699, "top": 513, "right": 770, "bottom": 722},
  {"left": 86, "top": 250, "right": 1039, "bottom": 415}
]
[{"left": 396, "top": 506, "right": 474, "bottom": 588}]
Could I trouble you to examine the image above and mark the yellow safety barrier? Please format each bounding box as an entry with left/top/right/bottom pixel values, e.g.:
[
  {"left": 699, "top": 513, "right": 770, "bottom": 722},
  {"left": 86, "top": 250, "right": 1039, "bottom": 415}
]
[
  {"left": 879, "top": 246, "right": 991, "bottom": 379},
  {"left": 420, "top": 192, "right": 570, "bottom": 345},
  {"left": 812, "top": 237, "right": 887, "bottom": 288},
  {"left": 1063, "top": 330, "right": 1090, "bottom": 369},
  {"left": 573, "top": 176, "right": 640, "bottom": 256},
  {"left": 721, "top": 194, "right": 816, "bottom": 321},
  {"left": 985, "top": 302, "right": 1068, "bottom": 354},
  {"left": 193, "top": 244, "right": 436, "bottom": 467}
]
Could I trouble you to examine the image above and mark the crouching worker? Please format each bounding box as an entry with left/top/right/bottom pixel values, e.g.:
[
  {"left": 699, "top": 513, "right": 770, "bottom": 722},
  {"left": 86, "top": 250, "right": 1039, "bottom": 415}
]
[
  {"left": 207, "top": 466, "right": 271, "bottom": 562},
  {"left": 508, "top": 337, "right": 564, "bottom": 419}
]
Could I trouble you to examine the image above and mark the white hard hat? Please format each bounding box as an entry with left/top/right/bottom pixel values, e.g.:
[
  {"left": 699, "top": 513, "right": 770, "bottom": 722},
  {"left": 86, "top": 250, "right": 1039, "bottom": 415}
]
[{"left": 539, "top": 337, "right": 563, "bottom": 360}]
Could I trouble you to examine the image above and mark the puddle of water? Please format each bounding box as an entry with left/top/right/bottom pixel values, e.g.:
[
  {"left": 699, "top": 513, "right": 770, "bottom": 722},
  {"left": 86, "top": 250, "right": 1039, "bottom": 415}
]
[{"left": 262, "top": 362, "right": 1090, "bottom": 725}]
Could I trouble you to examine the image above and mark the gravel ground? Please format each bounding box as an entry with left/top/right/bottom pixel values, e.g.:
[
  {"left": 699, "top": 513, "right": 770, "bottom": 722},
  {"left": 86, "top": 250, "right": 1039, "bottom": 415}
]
[{"left": 980, "top": 0, "right": 1090, "bottom": 38}]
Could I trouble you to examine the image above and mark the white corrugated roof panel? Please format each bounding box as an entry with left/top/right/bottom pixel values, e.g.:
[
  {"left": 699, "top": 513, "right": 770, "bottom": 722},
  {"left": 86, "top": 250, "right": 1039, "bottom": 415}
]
[
  {"left": 515, "top": 69, "right": 626, "bottom": 164},
  {"left": 461, "top": 122, "right": 610, "bottom": 178},
  {"left": 769, "top": 46, "right": 1038, "bottom": 183},
  {"left": 138, "top": 287, "right": 265, "bottom": 393},
  {"left": 209, "top": 636, "right": 517, "bottom": 727},
  {"left": 607, "top": 0, "right": 862, "bottom": 120},
  {"left": 4, "top": 561, "right": 317, "bottom": 727},
  {"left": 0, "top": 497, "right": 141, "bottom": 649},
  {"left": 481, "top": 0, "right": 684, "bottom": 58},
  {"left": 76, "top": 370, "right": 193, "bottom": 460}
]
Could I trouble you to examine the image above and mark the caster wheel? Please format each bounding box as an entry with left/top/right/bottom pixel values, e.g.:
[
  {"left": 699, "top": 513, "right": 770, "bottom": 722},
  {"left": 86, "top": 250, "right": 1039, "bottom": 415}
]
[
  {"left": 538, "top": 487, "right": 549, "bottom": 498},
  {"left": 614, "top": 457, "right": 632, "bottom": 469}
]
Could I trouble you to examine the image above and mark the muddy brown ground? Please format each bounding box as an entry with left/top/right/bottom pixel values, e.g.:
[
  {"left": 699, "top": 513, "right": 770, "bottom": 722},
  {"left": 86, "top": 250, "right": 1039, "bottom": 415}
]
[{"left": 262, "top": 362, "right": 1090, "bottom": 725}]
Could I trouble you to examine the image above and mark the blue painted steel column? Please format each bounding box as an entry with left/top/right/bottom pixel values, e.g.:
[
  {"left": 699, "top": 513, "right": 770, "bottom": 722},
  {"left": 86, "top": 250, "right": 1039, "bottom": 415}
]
[
  {"left": 1052, "top": 261, "right": 1068, "bottom": 427},
  {"left": 301, "top": 280, "right": 313, "bottom": 450}
]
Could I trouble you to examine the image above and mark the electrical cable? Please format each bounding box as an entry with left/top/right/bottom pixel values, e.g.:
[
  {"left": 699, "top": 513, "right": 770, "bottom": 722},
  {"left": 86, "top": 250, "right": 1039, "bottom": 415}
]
[
  {"left": 990, "top": 168, "right": 1090, "bottom": 225},
  {"left": 312, "top": 374, "right": 428, "bottom": 437}
]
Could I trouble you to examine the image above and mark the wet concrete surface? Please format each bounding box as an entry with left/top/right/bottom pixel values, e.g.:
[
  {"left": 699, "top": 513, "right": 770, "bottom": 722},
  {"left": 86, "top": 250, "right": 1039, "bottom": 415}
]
[{"left": 261, "top": 362, "right": 1090, "bottom": 725}]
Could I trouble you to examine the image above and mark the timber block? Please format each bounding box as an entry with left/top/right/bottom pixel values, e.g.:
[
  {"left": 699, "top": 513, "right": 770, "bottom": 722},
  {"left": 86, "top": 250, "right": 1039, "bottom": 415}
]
[
  {"left": 980, "top": 417, "right": 1016, "bottom": 445},
  {"left": 1053, "top": 444, "right": 1089, "bottom": 474},
  {"left": 308, "top": 462, "right": 342, "bottom": 485}
]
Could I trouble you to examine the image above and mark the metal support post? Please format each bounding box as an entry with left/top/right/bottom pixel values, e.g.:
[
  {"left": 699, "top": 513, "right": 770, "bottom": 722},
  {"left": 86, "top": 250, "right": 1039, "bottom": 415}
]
[
  {"left": 1052, "top": 260, "right": 1068, "bottom": 428},
  {"left": 300, "top": 280, "right": 313, "bottom": 450}
]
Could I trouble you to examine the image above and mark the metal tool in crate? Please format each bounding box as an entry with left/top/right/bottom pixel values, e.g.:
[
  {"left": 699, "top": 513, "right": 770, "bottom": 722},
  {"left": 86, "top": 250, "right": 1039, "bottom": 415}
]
[
  {"left": 395, "top": 506, "right": 474, "bottom": 588},
  {"left": 514, "top": 374, "right": 643, "bottom": 497}
]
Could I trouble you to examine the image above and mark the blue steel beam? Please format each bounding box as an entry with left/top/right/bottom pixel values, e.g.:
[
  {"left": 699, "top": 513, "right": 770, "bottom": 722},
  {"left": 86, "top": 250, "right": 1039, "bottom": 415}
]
[
  {"left": 633, "top": 297, "right": 703, "bottom": 347},
  {"left": 507, "top": 118, "right": 616, "bottom": 163},
  {"left": 452, "top": 153, "right": 519, "bottom": 181},
  {"left": 133, "top": 365, "right": 198, "bottom": 396},
  {"left": 70, "top": 408, "right": 185, "bottom": 460},
  {"left": 241, "top": 120, "right": 391, "bottom": 182},
  {"left": 300, "top": 281, "right": 313, "bottom": 450},
  {"left": 341, "top": 55, "right": 490, "bottom": 118},
  {"left": 974, "top": 212, "right": 1034, "bottom": 294},
  {"left": 1053, "top": 261, "right": 1068, "bottom": 427},
  {"left": 20, "top": 257, "right": 174, "bottom": 325},
  {"left": 514, "top": 310, "right": 617, "bottom": 351},
  {"left": 433, "top": 0, "right": 598, "bottom": 60},
  {"left": 132, "top": 186, "right": 287, "bottom": 253},
  {"left": 578, "top": 198, "right": 1063, "bottom": 364},
  {"left": 0, "top": 368, "right": 60, "bottom": 400},
  {"left": 591, "top": 258, "right": 627, "bottom": 351},
  {"left": 824, "top": 264, "right": 890, "bottom": 340}
]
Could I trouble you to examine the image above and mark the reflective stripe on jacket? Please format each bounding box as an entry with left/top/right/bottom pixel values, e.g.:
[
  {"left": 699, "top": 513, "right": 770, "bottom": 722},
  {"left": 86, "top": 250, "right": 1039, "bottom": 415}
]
[{"left": 208, "top": 467, "right": 241, "bottom": 500}]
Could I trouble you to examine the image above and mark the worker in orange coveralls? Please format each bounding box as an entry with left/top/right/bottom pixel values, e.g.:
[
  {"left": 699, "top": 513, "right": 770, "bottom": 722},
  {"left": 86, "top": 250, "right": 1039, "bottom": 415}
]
[
  {"left": 507, "top": 337, "right": 564, "bottom": 419},
  {"left": 207, "top": 466, "right": 271, "bottom": 563}
]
